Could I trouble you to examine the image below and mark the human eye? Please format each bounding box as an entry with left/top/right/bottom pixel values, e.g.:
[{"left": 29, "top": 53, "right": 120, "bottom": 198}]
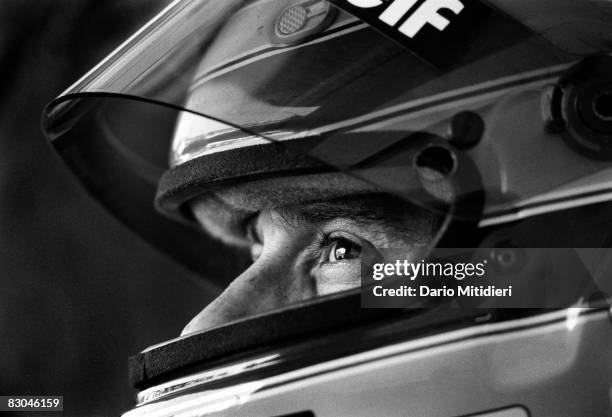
[
  {"left": 315, "top": 233, "right": 375, "bottom": 295},
  {"left": 323, "top": 236, "right": 362, "bottom": 263}
]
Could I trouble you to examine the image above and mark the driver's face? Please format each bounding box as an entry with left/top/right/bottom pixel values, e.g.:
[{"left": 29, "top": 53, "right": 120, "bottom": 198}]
[{"left": 182, "top": 195, "right": 439, "bottom": 335}]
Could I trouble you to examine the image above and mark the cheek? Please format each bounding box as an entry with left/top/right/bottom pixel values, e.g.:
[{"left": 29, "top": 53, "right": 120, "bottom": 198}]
[
  {"left": 252, "top": 238, "right": 319, "bottom": 301},
  {"left": 315, "top": 261, "right": 362, "bottom": 295}
]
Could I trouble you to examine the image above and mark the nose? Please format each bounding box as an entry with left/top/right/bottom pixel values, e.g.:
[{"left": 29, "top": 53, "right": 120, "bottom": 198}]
[{"left": 181, "top": 251, "right": 314, "bottom": 335}]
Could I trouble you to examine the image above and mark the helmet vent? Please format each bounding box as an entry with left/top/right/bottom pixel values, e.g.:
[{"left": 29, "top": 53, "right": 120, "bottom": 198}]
[
  {"left": 593, "top": 92, "right": 612, "bottom": 122},
  {"left": 277, "top": 6, "right": 308, "bottom": 35},
  {"left": 414, "top": 146, "right": 457, "bottom": 180}
]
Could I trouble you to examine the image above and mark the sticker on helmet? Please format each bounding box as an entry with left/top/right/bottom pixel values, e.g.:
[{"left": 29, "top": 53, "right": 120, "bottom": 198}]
[{"left": 326, "top": 0, "right": 533, "bottom": 69}]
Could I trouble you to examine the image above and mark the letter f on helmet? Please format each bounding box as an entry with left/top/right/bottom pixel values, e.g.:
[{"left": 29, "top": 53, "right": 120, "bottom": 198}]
[
  {"left": 398, "top": 0, "right": 464, "bottom": 38},
  {"left": 349, "top": 0, "right": 465, "bottom": 39}
]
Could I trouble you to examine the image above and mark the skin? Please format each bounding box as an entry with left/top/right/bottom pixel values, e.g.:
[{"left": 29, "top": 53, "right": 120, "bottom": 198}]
[{"left": 182, "top": 195, "right": 440, "bottom": 335}]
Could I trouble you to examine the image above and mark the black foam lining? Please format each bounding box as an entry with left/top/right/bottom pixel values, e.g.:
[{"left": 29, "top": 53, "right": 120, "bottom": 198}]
[
  {"left": 129, "top": 291, "right": 400, "bottom": 388},
  {"left": 155, "top": 138, "right": 330, "bottom": 221}
]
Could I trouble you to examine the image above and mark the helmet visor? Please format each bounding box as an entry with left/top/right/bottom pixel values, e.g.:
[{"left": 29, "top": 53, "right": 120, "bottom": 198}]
[
  {"left": 43, "top": 0, "right": 612, "bottom": 223},
  {"left": 42, "top": 0, "right": 612, "bottom": 314}
]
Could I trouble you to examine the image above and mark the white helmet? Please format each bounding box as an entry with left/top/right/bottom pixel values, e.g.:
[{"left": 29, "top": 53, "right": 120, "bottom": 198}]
[{"left": 43, "top": 1, "right": 612, "bottom": 415}]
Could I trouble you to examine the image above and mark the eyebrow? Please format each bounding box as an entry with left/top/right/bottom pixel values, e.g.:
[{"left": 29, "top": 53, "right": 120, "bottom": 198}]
[{"left": 277, "top": 194, "right": 441, "bottom": 242}]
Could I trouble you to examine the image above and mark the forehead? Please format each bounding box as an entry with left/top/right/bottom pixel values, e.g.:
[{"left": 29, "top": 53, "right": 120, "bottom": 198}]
[
  {"left": 191, "top": 192, "right": 440, "bottom": 247},
  {"left": 277, "top": 194, "right": 436, "bottom": 225}
]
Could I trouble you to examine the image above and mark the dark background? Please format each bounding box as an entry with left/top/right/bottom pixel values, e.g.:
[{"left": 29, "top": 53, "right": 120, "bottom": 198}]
[{"left": 0, "top": 1, "right": 216, "bottom": 416}]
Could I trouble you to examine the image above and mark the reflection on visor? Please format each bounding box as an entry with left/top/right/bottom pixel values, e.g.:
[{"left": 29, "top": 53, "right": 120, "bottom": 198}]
[{"left": 171, "top": 112, "right": 268, "bottom": 167}]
